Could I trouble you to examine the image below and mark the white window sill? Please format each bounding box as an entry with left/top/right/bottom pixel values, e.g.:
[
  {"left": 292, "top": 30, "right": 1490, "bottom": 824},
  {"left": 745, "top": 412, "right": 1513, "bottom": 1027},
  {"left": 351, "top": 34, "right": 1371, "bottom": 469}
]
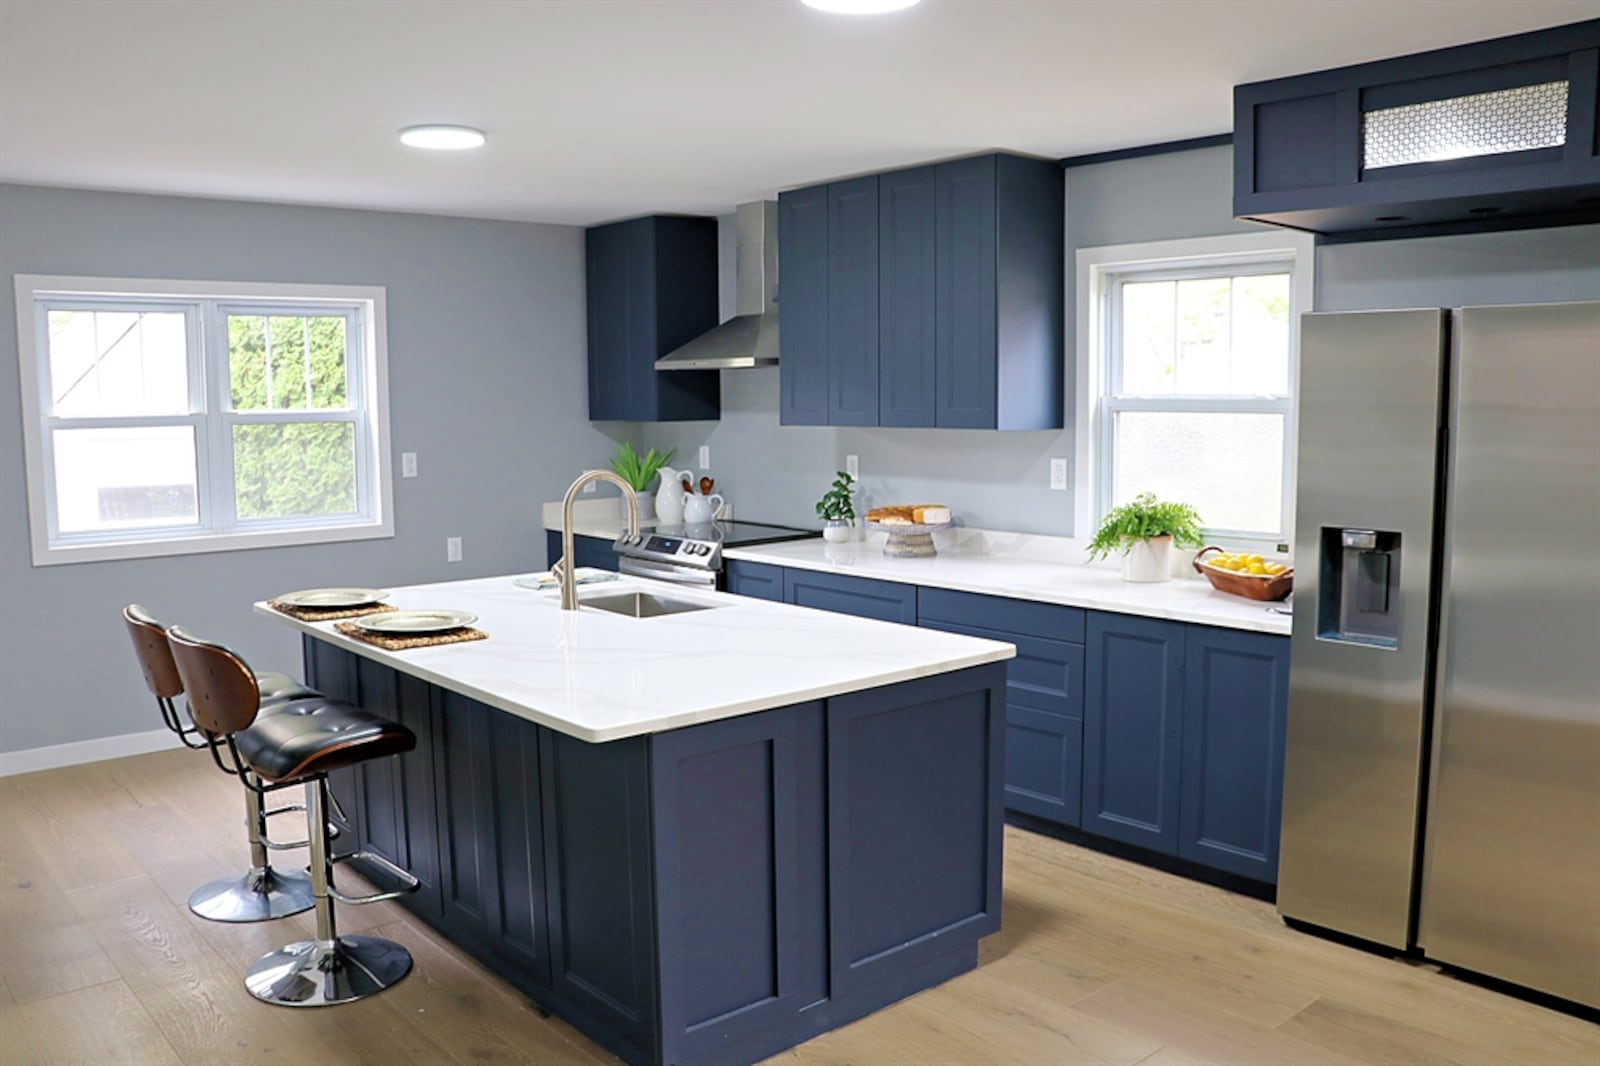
[{"left": 31, "top": 520, "right": 394, "bottom": 567}]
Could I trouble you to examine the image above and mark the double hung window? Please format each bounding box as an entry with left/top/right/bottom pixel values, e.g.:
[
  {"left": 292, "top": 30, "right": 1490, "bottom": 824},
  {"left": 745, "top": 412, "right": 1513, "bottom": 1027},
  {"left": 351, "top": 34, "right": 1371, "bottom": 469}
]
[
  {"left": 15, "top": 276, "right": 392, "bottom": 564},
  {"left": 1076, "top": 233, "right": 1314, "bottom": 549}
]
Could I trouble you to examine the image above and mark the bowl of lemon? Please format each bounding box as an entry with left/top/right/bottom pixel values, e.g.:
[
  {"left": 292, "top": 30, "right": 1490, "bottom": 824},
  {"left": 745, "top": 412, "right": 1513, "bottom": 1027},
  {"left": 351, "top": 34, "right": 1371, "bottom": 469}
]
[{"left": 1193, "top": 546, "right": 1293, "bottom": 602}]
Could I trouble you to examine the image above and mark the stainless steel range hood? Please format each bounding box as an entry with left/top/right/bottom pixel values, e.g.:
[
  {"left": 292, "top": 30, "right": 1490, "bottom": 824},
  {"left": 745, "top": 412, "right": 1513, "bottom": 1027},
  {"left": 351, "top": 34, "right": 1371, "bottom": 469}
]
[{"left": 657, "top": 201, "right": 778, "bottom": 370}]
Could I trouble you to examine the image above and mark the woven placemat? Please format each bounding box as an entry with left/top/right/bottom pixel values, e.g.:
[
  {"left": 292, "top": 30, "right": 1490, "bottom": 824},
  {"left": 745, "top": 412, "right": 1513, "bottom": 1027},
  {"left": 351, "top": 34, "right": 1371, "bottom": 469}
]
[
  {"left": 268, "top": 601, "right": 400, "bottom": 622},
  {"left": 333, "top": 621, "right": 488, "bottom": 651}
]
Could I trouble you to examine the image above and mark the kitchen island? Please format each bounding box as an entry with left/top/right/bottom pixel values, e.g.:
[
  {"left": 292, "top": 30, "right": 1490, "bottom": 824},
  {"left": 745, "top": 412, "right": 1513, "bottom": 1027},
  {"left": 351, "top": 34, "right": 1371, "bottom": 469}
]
[{"left": 257, "top": 575, "right": 1013, "bottom": 1066}]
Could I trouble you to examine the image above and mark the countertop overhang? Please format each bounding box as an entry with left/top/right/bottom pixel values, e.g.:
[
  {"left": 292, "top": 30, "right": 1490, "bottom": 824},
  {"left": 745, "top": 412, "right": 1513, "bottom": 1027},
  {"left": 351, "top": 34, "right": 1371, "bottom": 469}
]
[{"left": 256, "top": 574, "right": 1014, "bottom": 743}]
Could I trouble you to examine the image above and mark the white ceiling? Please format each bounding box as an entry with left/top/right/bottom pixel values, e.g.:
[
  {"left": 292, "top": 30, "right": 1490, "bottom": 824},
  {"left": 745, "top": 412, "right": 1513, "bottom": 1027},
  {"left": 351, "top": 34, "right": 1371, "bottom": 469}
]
[{"left": 1, "top": 1, "right": 1591, "bottom": 226}]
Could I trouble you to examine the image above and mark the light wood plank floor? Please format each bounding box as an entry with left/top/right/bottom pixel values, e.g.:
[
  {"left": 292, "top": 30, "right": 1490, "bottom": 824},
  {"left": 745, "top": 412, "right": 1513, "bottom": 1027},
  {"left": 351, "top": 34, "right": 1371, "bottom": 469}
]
[{"left": 1, "top": 749, "right": 1593, "bottom": 1065}]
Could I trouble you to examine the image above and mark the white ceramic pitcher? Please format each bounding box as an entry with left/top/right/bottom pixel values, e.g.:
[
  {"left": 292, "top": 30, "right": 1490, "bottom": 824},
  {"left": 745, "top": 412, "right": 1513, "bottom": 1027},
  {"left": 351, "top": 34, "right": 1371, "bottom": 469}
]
[
  {"left": 682, "top": 492, "right": 723, "bottom": 525},
  {"left": 655, "top": 466, "right": 693, "bottom": 525}
]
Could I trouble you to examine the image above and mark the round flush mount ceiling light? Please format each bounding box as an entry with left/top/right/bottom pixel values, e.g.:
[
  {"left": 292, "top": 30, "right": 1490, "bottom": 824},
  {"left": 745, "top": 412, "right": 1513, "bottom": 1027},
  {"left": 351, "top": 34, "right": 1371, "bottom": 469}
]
[
  {"left": 399, "top": 125, "right": 487, "bottom": 150},
  {"left": 801, "top": 0, "right": 921, "bottom": 13}
]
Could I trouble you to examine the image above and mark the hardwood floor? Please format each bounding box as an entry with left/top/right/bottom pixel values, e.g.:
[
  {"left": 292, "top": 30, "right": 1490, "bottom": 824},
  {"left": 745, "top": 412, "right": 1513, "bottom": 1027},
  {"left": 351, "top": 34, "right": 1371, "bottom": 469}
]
[{"left": 1, "top": 749, "right": 1592, "bottom": 1065}]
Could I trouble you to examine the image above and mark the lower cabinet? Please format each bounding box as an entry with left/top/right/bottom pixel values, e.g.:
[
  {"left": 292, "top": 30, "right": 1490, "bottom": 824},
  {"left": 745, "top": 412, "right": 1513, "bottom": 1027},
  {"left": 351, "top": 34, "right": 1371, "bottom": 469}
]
[
  {"left": 1082, "top": 613, "right": 1187, "bottom": 854},
  {"left": 783, "top": 568, "right": 917, "bottom": 624},
  {"left": 918, "top": 588, "right": 1085, "bottom": 826},
  {"left": 545, "top": 530, "right": 619, "bottom": 572}
]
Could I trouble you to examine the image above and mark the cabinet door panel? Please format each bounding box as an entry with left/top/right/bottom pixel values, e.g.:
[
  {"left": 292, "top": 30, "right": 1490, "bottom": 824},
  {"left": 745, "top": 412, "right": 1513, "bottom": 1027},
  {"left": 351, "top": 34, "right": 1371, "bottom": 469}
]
[
  {"left": 879, "top": 165, "right": 938, "bottom": 427},
  {"left": 783, "top": 569, "right": 916, "bottom": 625},
  {"left": 1083, "top": 613, "right": 1186, "bottom": 854},
  {"left": 435, "top": 691, "right": 499, "bottom": 937},
  {"left": 1180, "top": 627, "right": 1289, "bottom": 882},
  {"left": 585, "top": 223, "right": 631, "bottom": 421},
  {"left": 779, "top": 186, "right": 829, "bottom": 425},
  {"left": 484, "top": 710, "right": 548, "bottom": 981},
  {"left": 301, "top": 636, "right": 361, "bottom": 849},
  {"left": 827, "top": 175, "right": 880, "bottom": 426},
  {"left": 935, "top": 156, "right": 998, "bottom": 429},
  {"left": 545, "top": 531, "right": 618, "bottom": 573}
]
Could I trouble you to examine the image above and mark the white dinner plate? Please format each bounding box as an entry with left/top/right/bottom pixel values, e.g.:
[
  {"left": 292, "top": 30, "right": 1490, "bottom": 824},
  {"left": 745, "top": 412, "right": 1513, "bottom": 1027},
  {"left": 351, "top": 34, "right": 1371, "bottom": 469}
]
[
  {"left": 351, "top": 609, "right": 477, "bottom": 634},
  {"left": 275, "top": 587, "right": 390, "bottom": 608}
]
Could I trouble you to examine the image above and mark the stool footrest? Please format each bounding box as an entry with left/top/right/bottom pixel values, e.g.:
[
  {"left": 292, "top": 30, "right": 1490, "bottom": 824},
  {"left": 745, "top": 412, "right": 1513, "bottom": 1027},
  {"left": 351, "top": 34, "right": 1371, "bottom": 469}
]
[{"left": 329, "top": 851, "right": 419, "bottom": 905}]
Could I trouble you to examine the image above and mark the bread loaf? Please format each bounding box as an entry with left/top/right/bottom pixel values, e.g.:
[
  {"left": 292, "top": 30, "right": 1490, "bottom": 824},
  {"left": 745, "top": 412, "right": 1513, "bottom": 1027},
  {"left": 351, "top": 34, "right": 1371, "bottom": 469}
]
[
  {"left": 911, "top": 505, "right": 951, "bottom": 525},
  {"left": 867, "top": 504, "right": 950, "bottom": 525},
  {"left": 866, "top": 505, "right": 915, "bottom": 522}
]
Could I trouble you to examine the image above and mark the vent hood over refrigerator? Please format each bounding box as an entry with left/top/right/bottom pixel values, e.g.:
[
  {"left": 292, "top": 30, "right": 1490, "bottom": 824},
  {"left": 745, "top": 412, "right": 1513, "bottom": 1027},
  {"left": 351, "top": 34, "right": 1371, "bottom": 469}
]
[{"left": 656, "top": 201, "right": 779, "bottom": 370}]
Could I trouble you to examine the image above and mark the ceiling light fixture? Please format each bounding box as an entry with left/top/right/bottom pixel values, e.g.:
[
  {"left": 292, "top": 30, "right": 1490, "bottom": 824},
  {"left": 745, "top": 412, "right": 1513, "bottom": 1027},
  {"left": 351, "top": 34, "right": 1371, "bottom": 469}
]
[
  {"left": 801, "top": 0, "right": 921, "bottom": 13},
  {"left": 399, "top": 125, "right": 486, "bottom": 151}
]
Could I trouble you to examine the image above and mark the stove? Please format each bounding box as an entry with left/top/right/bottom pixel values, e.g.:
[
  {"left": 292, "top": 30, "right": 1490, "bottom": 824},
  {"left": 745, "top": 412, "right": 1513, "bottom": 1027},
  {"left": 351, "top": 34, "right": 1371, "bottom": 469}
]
[{"left": 612, "top": 520, "right": 818, "bottom": 588}]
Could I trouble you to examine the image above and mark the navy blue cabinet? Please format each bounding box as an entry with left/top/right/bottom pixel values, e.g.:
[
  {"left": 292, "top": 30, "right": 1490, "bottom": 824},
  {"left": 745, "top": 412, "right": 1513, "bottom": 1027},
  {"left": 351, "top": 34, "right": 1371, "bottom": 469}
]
[
  {"left": 783, "top": 568, "right": 916, "bottom": 625},
  {"left": 919, "top": 588, "right": 1085, "bottom": 825},
  {"left": 545, "top": 531, "right": 619, "bottom": 573},
  {"left": 724, "top": 558, "right": 784, "bottom": 601},
  {"left": 585, "top": 215, "right": 720, "bottom": 422},
  {"left": 1082, "top": 613, "right": 1187, "bottom": 854},
  {"left": 782, "top": 152, "right": 1062, "bottom": 430},
  {"left": 827, "top": 176, "right": 880, "bottom": 425},
  {"left": 1233, "top": 20, "right": 1600, "bottom": 239},
  {"left": 1179, "top": 626, "right": 1289, "bottom": 882},
  {"left": 878, "top": 165, "right": 938, "bottom": 427},
  {"left": 778, "top": 185, "right": 830, "bottom": 426}
]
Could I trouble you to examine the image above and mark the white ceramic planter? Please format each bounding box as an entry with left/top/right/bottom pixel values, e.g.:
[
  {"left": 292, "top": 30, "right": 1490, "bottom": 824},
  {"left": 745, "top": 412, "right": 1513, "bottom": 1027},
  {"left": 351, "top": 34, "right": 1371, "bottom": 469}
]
[
  {"left": 634, "top": 494, "right": 656, "bottom": 522},
  {"left": 822, "top": 520, "right": 852, "bottom": 543},
  {"left": 1120, "top": 535, "right": 1173, "bottom": 583}
]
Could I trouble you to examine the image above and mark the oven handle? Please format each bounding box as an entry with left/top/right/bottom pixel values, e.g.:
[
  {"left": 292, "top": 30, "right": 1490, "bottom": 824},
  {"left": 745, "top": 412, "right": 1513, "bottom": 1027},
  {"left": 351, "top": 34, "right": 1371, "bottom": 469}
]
[{"left": 617, "top": 556, "right": 719, "bottom": 587}]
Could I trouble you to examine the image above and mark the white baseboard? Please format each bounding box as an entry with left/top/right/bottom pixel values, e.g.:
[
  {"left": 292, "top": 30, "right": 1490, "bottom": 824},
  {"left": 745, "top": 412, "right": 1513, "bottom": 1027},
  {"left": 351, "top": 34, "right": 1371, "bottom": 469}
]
[{"left": 0, "top": 728, "right": 183, "bottom": 777}]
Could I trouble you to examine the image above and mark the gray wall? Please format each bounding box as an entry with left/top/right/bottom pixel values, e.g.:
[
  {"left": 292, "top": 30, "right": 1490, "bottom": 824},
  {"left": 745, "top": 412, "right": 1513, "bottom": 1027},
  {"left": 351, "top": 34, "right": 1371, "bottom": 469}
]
[
  {"left": 646, "top": 146, "right": 1600, "bottom": 533},
  {"left": 0, "top": 184, "right": 621, "bottom": 754}
]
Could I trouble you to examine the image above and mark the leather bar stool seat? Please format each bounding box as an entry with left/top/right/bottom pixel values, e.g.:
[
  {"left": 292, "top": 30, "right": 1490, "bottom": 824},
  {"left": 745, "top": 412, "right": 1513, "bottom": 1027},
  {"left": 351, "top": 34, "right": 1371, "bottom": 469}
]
[
  {"left": 122, "top": 604, "right": 319, "bottom": 923},
  {"left": 235, "top": 700, "right": 415, "bottom": 785},
  {"left": 167, "top": 625, "right": 420, "bottom": 1007}
]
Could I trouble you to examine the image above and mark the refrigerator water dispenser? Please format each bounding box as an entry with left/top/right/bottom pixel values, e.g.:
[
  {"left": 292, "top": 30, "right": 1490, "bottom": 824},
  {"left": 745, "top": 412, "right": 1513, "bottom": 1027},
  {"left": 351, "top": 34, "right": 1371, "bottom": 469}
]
[{"left": 1317, "top": 527, "right": 1402, "bottom": 648}]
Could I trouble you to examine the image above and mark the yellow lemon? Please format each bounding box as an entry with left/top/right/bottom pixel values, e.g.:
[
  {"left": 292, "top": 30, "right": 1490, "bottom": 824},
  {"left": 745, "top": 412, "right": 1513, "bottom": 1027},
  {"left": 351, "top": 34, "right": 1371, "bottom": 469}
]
[{"left": 1247, "top": 563, "right": 1268, "bottom": 575}]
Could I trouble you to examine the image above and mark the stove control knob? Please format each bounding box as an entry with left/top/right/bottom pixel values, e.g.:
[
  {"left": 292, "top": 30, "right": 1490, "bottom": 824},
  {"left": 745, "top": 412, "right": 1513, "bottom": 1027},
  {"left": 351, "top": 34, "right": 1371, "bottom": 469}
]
[{"left": 699, "top": 545, "right": 713, "bottom": 556}]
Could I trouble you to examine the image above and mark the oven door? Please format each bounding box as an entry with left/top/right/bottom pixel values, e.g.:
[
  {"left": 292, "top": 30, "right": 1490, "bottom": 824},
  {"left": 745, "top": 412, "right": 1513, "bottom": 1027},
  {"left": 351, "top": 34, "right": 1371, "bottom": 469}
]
[{"left": 618, "top": 555, "right": 720, "bottom": 589}]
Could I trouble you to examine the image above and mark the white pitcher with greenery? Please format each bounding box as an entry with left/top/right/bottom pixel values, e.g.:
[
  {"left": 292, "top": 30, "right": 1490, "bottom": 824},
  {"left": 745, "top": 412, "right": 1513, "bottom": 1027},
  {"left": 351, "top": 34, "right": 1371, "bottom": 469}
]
[{"left": 1086, "top": 492, "right": 1205, "bottom": 583}]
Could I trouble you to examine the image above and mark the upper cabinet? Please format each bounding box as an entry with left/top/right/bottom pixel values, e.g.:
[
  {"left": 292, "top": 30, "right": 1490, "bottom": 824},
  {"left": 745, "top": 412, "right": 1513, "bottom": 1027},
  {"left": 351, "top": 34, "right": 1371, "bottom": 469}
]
[
  {"left": 780, "top": 153, "right": 1063, "bottom": 430},
  {"left": 586, "top": 215, "right": 720, "bottom": 422},
  {"left": 1234, "top": 19, "right": 1600, "bottom": 239}
]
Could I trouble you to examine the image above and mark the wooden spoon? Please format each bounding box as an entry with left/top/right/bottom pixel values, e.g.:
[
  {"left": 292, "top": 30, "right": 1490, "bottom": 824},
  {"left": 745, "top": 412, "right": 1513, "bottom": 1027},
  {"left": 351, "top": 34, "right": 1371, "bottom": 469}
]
[{"left": 700, "top": 477, "right": 714, "bottom": 496}]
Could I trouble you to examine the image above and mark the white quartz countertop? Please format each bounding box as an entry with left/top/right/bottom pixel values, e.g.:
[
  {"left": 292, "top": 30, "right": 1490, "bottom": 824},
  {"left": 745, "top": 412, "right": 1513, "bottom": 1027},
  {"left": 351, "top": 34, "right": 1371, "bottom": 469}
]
[
  {"left": 722, "top": 537, "right": 1292, "bottom": 636},
  {"left": 255, "top": 575, "right": 1013, "bottom": 743}
]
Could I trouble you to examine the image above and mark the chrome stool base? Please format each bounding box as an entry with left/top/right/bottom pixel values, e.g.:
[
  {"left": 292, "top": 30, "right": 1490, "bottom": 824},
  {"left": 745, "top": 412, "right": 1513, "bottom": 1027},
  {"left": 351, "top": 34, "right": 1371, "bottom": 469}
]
[
  {"left": 244, "top": 935, "right": 412, "bottom": 1007},
  {"left": 188, "top": 867, "right": 315, "bottom": 923}
]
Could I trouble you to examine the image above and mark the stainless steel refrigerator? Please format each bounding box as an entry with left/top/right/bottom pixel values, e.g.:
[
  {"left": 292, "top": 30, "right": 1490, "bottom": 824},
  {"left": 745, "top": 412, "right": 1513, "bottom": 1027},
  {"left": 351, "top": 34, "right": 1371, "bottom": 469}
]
[{"left": 1278, "top": 301, "right": 1600, "bottom": 1009}]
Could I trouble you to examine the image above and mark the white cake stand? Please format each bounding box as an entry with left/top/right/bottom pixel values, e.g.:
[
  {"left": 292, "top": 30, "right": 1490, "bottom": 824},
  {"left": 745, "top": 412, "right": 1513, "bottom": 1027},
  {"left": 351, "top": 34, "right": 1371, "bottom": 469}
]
[{"left": 866, "top": 520, "right": 953, "bottom": 558}]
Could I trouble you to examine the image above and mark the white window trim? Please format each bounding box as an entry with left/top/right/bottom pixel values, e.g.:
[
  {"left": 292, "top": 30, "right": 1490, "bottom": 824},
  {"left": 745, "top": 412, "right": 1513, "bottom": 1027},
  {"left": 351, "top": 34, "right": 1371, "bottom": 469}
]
[
  {"left": 1073, "top": 231, "right": 1315, "bottom": 548},
  {"left": 14, "top": 274, "right": 394, "bottom": 566}
]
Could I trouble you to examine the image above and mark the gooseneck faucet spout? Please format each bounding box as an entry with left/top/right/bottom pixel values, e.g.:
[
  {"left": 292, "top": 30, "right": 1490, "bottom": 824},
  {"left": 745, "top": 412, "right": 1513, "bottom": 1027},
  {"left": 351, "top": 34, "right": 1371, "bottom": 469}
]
[{"left": 556, "top": 471, "right": 641, "bottom": 610}]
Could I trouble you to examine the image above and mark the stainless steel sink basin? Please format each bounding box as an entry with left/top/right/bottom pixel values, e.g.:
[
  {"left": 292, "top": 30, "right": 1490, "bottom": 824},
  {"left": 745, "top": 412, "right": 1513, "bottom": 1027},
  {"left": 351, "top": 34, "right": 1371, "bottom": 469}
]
[{"left": 579, "top": 591, "right": 718, "bottom": 619}]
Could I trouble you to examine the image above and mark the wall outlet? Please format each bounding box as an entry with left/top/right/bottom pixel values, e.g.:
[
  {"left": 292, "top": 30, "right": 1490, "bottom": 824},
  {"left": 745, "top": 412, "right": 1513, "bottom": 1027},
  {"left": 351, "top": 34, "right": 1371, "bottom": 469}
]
[
  {"left": 1049, "top": 458, "right": 1068, "bottom": 491},
  {"left": 698, "top": 444, "right": 711, "bottom": 469},
  {"left": 446, "top": 536, "right": 462, "bottom": 562},
  {"left": 846, "top": 454, "right": 859, "bottom": 480},
  {"left": 401, "top": 452, "right": 417, "bottom": 478}
]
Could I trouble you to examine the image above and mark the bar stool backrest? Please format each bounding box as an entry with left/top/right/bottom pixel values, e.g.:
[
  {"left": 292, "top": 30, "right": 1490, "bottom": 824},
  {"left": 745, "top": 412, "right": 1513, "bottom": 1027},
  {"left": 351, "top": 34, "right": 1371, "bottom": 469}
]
[
  {"left": 166, "top": 626, "right": 263, "bottom": 737},
  {"left": 124, "top": 604, "right": 183, "bottom": 700}
]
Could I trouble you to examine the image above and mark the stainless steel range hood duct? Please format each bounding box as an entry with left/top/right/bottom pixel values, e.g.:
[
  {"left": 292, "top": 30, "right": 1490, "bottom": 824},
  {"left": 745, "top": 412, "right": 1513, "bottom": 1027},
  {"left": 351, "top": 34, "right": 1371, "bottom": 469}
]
[{"left": 657, "top": 201, "right": 779, "bottom": 370}]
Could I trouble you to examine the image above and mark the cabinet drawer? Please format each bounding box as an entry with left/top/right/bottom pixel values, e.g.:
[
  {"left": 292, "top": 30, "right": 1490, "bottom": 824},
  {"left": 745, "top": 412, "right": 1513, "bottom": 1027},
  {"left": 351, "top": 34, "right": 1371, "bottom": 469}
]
[
  {"left": 920, "top": 617, "right": 1081, "bottom": 719},
  {"left": 724, "top": 559, "right": 784, "bottom": 602},
  {"left": 783, "top": 569, "right": 917, "bottom": 625},
  {"left": 918, "top": 587, "right": 1085, "bottom": 644}
]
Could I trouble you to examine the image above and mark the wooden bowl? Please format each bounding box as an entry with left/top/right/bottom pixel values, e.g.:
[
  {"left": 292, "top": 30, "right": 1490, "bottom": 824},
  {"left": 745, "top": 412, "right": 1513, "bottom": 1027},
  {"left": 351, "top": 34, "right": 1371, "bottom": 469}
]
[{"left": 1193, "top": 545, "right": 1294, "bottom": 602}]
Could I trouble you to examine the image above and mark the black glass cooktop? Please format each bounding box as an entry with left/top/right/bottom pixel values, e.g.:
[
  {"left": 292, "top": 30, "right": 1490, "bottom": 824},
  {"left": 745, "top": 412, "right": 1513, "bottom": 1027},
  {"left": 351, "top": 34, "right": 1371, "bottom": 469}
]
[{"left": 650, "top": 520, "right": 818, "bottom": 547}]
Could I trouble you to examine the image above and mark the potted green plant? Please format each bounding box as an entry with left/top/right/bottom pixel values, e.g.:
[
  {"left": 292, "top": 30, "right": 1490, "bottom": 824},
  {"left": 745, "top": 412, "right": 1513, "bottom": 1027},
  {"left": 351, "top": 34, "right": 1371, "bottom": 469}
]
[
  {"left": 1086, "top": 491, "right": 1204, "bottom": 583},
  {"left": 814, "top": 471, "right": 856, "bottom": 543},
  {"left": 608, "top": 443, "right": 675, "bottom": 520}
]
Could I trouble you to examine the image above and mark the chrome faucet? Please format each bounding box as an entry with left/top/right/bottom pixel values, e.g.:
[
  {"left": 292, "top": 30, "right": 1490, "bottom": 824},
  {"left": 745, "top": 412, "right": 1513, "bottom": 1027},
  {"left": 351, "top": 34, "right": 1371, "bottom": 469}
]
[{"left": 555, "top": 471, "right": 641, "bottom": 610}]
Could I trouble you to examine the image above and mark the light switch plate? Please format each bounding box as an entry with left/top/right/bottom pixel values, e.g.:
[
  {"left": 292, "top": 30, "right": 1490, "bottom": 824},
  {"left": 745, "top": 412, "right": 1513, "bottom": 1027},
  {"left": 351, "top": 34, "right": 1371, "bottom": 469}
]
[
  {"left": 846, "top": 454, "right": 859, "bottom": 480},
  {"left": 401, "top": 452, "right": 417, "bottom": 478},
  {"left": 446, "top": 536, "right": 462, "bottom": 562},
  {"left": 698, "top": 445, "right": 711, "bottom": 469},
  {"left": 1049, "top": 458, "right": 1068, "bottom": 491}
]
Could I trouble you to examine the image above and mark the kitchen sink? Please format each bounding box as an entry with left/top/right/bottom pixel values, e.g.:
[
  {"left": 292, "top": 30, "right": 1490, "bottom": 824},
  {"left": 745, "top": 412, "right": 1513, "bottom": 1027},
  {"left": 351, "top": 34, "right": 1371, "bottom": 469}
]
[{"left": 579, "top": 591, "right": 719, "bottom": 619}]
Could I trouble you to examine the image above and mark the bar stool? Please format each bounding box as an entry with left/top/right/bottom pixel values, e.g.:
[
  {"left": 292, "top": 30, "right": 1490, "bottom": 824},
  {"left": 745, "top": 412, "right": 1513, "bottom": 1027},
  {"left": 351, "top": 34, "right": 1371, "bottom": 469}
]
[
  {"left": 166, "top": 625, "right": 420, "bottom": 1006},
  {"left": 122, "top": 604, "right": 318, "bottom": 923}
]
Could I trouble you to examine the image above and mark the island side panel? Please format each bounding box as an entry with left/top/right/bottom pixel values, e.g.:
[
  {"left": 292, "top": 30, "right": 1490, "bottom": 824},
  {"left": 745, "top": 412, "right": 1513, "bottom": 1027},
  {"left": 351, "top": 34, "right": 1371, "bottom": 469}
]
[
  {"left": 651, "top": 702, "right": 826, "bottom": 1066},
  {"left": 827, "top": 662, "right": 1007, "bottom": 1000},
  {"left": 301, "top": 634, "right": 362, "bottom": 850}
]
